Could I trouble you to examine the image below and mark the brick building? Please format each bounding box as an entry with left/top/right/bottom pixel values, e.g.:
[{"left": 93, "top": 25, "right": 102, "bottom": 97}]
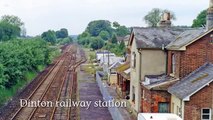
[{"left": 168, "top": 63, "right": 213, "bottom": 120}]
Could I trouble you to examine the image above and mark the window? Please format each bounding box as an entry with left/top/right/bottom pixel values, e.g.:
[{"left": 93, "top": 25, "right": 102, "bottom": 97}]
[
  {"left": 132, "top": 86, "right": 135, "bottom": 103},
  {"left": 158, "top": 102, "right": 169, "bottom": 113},
  {"left": 131, "top": 52, "right": 136, "bottom": 68},
  {"left": 171, "top": 53, "right": 176, "bottom": 74},
  {"left": 201, "top": 108, "right": 211, "bottom": 120}
]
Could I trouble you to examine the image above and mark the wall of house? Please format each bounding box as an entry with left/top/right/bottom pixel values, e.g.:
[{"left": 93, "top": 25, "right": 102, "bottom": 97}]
[
  {"left": 141, "top": 50, "right": 166, "bottom": 80},
  {"left": 141, "top": 85, "right": 171, "bottom": 113},
  {"left": 168, "top": 31, "right": 213, "bottom": 78},
  {"left": 151, "top": 90, "right": 171, "bottom": 113},
  {"left": 109, "top": 74, "right": 117, "bottom": 85},
  {"left": 170, "top": 95, "right": 183, "bottom": 118},
  {"left": 141, "top": 86, "right": 152, "bottom": 112},
  {"left": 184, "top": 82, "right": 213, "bottom": 120},
  {"left": 130, "top": 38, "right": 141, "bottom": 112}
]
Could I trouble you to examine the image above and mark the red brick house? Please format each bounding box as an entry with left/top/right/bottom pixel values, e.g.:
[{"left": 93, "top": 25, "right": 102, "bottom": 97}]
[
  {"left": 166, "top": 1, "right": 213, "bottom": 117},
  {"left": 168, "top": 63, "right": 213, "bottom": 120},
  {"left": 166, "top": 28, "right": 213, "bottom": 79}
]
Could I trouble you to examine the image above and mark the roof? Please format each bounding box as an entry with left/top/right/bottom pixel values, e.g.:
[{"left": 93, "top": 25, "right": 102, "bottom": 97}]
[
  {"left": 131, "top": 27, "right": 186, "bottom": 49},
  {"left": 116, "top": 62, "right": 130, "bottom": 73},
  {"left": 166, "top": 28, "right": 206, "bottom": 50},
  {"left": 108, "top": 61, "right": 123, "bottom": 70},
  {"left": 142, "top": 74, "right": 179, "bottom": 90},
  {"left": 168, "top": 63, "right": 213, "bottom": 100}
]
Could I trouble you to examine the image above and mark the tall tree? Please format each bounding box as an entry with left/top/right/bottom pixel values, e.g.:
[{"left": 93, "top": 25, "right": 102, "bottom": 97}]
[
  {"left": 41, "top": 30, "right": 56, "bottom": 45},
  {"left": 56, "top": 28, "right": 68, "bottom": 38},
  {"left": 99, "top": 31, "right": 110, "bottom": 40},
  {"left": 0, "top": 21, "right": 20, "bottom": 41},
  {"left": 90, "top": 37, "right": 104, "bottom": 50},
  {"left": 113, "top": 21, "right": 120, "bottom": 28},
  {"left": 1, "top": 15, "right": 24, "bottom": 27},
  {"left": 192, "top": 10, "right": 207, "bottom": 28},
  {"left": 144, "top": 8, "right": 176, "bottom": 27},
  {"left": 86, "top": 20, "right": 113, "bottom": 36},
  {"left": 111, "top": 34, "right": 118, "bottom": 44}
]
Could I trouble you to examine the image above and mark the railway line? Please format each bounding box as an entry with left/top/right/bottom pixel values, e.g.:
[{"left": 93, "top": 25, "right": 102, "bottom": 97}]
[{"left": 0, "top": 44, "right": 86, "bottom": 120}]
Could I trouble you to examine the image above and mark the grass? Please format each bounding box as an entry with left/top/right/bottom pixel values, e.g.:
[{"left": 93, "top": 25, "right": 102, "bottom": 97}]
[
  {"left": 0, "top": 71, "right": 37, "bottom": 106},
  {"left": 83, "top": 48, "right": 96, "bottom": 63}
]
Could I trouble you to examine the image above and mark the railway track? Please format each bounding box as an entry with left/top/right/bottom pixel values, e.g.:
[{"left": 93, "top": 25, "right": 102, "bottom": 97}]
[{"left": 7, "top": 44, "right": 86, "bottom": 120}]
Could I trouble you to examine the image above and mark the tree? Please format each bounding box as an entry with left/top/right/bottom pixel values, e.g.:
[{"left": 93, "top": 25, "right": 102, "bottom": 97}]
[
  {"left": 111, "top": 34, "right": 117, "bottom": 44},
  {"left": 115, "top": 26, "right": 129, "bottom": 37},
  {"left": 113, "top": 21, "right": 120, "bottom": 28},
  {"left": 119, "top": 40, "right": 125, "bottom": 50},
  {"left": 41, "top": 30, "right": 57, "bottom": 45},
  {"left": 90, "top": 37, "right": 104, "bottom": 50},
  {"left": 99, "top": 31, "right": 110, "bottom": 40},
  {"left": 0, "top": 21, "right": 21, "bottom": 41},
  {"left": 1, "top": 15, "right": 24, "bottom": 27},
  {"left": 192, "top": 10, "right": 207, "bottom": 28},
  {"left": 56, "top": 28, "right": 68, "bottom": 38},
  {"left": 86, "top": 20, "right": 113, "bottom": 36},
  {"left": 144, "top": 8, "right": 176, "bottom": 27}
]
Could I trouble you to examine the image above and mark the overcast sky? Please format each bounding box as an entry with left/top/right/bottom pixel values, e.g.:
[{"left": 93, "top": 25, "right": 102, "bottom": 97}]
[{"left": 0, "top": 0, "right": 209, "bottom": 36}]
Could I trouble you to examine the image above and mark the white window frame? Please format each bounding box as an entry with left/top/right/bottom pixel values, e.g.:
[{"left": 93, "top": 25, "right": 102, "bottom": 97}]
[{"left": 201, "top": 108, "right": 212, "bottom": 120}]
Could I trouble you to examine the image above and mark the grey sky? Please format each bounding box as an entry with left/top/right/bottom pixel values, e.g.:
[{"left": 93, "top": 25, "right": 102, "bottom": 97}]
[{"left": 0, "top": 0, "right": 208, "bottom": 36}]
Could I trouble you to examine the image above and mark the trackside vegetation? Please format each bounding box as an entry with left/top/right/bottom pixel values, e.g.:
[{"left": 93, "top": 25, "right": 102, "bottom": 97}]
[{"left": 0, "top": 38, "right": 61, "bottom": 106}]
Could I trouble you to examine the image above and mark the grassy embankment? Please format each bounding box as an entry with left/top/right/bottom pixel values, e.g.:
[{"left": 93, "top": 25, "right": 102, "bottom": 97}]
[{"left": 0, "top": 47, "right": 61, "bottom": 106}]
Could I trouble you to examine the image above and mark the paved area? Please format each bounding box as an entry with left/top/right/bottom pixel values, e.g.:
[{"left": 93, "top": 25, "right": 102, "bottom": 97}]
[
  {"left": 78, "top": 65, "right": 112, "bottom": 120},
  {"left": 106, "top": 85, "right": 135, "bottom": 120}
]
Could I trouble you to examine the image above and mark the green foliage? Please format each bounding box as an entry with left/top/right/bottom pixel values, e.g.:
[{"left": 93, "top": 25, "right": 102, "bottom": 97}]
[
  {"left": 0, "top": 38, "right": 56, "bottom": 88},
  {"left": 1, "top": 15, "right": 24, "bottom": 27},
  {"left": 0, "top": 21, "right": 21, "bottom": 41},
  {"left": 56, "top": 28, "right": 68, "bottom": 38},
  {"left": 113, "top": 21, "right": 120, "bottom": 28},
  {"left": 144, "top": 8, "right": 176, "bottom": 27},
  {"left": 192, "top": 10, "right": 207, "bottom": 28},
  {"left": 41, "top": 30, "right": 57, "bottom": 45},
  {"left": 86, "top": 20, "right": 113, "bottom": 36},
  {"left": 78, "top": 20, "right": 129, "bottom": 55},
  {"left": 104, "top": 42, "right": 125, "bottom": 56},
  {"left": 57, "top": 37, "right": 73, "bottom": 45},
  {"left": 90, "top": 37, "right": 105, "bottom": 50},
  {"left": 111, "top": 34, "right": 118, "bottom": 44},
  {"left": 119, "top": 40, "right": 125, "bottom": 50},
  {"left": 99, "top": 30, "right": 110, "bottom": 40},
  {"left": 115, "top": 26, "right": 129, "bottom": 37}
]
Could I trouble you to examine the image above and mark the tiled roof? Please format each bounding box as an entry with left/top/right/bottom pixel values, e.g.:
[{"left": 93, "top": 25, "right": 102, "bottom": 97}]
[
  {"left": 132, "top": 27, "right": 186, "bottom": 49},
  {"left": 168, "top": 63, "right": 213, "bottom": 100},
  {"left": 166, "top": 28, "right": 205, "bottom": 50}
]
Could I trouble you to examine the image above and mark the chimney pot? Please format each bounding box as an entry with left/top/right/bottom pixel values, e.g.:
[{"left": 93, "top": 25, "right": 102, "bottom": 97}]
[{"left": 207, "top": 0, "right": 213, "bottom": 30}]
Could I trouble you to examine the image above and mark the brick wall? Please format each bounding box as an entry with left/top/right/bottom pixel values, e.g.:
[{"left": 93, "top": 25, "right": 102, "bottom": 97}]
[
  {"left": 141, "top": 85, "right": 171, "bottom": 113},
  {"left": 141, "top": 85, "right": 152, "bottom": 112},
  {"left": 168, "top": 32, "right": 213, "bottom": 78},
  {"left": 184, "top": 82, "right": 213, "bottom": 120},
  {"left": 151, "top": 91, "right": 171, "bottom": 113}
]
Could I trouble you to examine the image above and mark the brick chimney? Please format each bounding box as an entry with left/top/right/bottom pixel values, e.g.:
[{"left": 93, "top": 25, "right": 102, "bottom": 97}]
[
  {"left": 207, "top": 0, "right": 213, "bottom": 30},
  {"left": 158, "top": 12, "right": 171, "bottom": 27}
]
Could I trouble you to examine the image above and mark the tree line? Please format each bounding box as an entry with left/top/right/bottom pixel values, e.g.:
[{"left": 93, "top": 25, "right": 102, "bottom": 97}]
[{"left": 77, "top": 20, "right": 129, "bottom": 56}]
